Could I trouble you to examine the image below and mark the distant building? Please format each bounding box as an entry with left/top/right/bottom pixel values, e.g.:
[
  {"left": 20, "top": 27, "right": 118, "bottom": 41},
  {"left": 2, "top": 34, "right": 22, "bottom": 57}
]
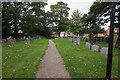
[{"left": 106, "top": 27, "right": 119, "bottom": 37}]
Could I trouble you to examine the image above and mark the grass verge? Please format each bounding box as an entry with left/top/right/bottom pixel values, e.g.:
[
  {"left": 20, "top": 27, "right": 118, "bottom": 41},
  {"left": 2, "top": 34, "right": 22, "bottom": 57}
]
[
  {"left": 53, "top": 38, "right": 118, "bottom": 78},
  {"left": 2, "top": 39, "right": 49, "bottom": 78}
]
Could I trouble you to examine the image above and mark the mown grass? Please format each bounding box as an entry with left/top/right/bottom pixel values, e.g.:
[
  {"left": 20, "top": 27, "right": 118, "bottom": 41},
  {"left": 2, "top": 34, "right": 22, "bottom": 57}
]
[
  {"left": 96, "top": 41, "right": 118, "bottom": 56},
  {"left": 2, "top": 39, "right": 49, "bottom": 78},
  {"left": 53, "top": 38, "right": 118, "bottom": 78}
]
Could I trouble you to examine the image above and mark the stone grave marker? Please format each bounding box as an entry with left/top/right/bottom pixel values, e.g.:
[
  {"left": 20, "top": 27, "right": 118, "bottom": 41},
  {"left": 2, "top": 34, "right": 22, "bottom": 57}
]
[
  {"left": 92, "top": 45, "right": 100, "bottom": 52},
  {"left": 77, "top": 38, "right": 80, "bottom": 45},
  {"left": 26, "top": 38, "right": 31, "bottom": 43},
  {"left": 85, "top": 42, "right": 91, "bottom": 49},
  {"left": 7, "top": 36, "right": 14, "bottom": 47},
  {"left": 69, "top": 38, "right": 72, "bottom": 42},
  {"left": 100, "top": 47, "right": 108, "bottom": 56}
]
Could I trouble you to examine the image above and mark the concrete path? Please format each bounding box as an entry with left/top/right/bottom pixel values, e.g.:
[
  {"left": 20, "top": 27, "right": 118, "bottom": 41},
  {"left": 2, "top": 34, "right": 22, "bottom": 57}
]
[{"left": 36, "top": 40, "right": 71, "bottom": 78}]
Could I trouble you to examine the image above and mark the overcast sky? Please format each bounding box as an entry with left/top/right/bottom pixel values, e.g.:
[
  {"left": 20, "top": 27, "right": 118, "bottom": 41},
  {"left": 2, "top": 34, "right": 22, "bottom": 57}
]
[
  {"left": 45, "top": 0, "right": 109, "bottom": 30},
  {"left": 45, "top": 0, "right": 94, "bottom": 18}
]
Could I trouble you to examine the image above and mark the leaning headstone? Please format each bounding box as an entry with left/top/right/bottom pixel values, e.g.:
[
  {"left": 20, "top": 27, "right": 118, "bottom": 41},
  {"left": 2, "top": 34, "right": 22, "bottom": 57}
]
[
  {"left": 92, "top": 45, "right": 100, "bottom": 52},
  {"left": 7, "top": 36, "right": 14, "bottom": 47},
  {"left": 77, "top": 38, "right": 80, "bottom": 45},
  {"left": 26, "top": 38, "right": 31, "bottom": 43},
  {"left": 101, "top": 47, "right": 108, "bottom": 56},
  {"left": 85, "top": 42, "right": 91, "bottom": 49}
]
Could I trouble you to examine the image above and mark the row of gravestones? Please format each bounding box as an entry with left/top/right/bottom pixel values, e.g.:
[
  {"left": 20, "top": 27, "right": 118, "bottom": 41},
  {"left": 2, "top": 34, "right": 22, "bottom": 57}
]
[
  {"left": 1, "top": 36, "right": 32, "bottom": 47},
  {"left": 0, "top": 36, "right": 42, "bottom": 44},
  {"left": 69, "top": 37, "right": 80, "bottom": 45},
  {"left": 86, "top": 42, "right": 108, "bottom": 56}
]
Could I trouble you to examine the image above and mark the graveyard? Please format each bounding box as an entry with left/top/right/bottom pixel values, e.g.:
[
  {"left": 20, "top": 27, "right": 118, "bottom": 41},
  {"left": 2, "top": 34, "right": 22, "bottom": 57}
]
[
  {"left": 2, "top": 39, "right": 49, "bottom": 78},
  {"left": 53, "top": 38, "right": 118, "bottom": 78},
  {"left": 1, "top": 0, "right": 120, "bottom": 79}
]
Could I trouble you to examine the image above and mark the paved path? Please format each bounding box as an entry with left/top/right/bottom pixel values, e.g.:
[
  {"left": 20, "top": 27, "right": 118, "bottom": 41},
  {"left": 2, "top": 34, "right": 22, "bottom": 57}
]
[{"left": 36, "top": 40, "right": 71, "bottom": 78}]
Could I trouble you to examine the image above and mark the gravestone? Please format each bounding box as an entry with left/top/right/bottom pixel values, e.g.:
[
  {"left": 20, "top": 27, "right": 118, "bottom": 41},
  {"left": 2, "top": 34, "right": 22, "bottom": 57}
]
[
  {"left": 100, "top": 47, "right": 108, "bottom": 56},
  {"left": 2, "top": 39, "right": 7, "bottom": 43},
  {"left": 7, "top": 36, "right": 14, "bottom": 47},
  {"left": 92, "top": 45, "right": 100, "bottom": 52},
  {"left": 26, "top": 38, "right": 31, "bottom": 43},
  {"left": 113, "top": 33, "right": 118, "bottom": 48},
  {"left": 13, "top": 38, "right": 16, "bottom": 42},
  {"left": 69, "top": 38, "right": 72, "bottom": 42},
  {"left": 77, "top": 38, "right": 80, "bottom": 45},
  {"left": 85, "top": 42, "right": 91, "bottom": 49}
]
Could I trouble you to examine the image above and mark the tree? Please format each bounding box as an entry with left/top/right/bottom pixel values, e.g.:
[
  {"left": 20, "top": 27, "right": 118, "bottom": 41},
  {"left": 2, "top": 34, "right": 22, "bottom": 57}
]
[
  {"left": 50, "top": 1, "right": 70, "bottom": 37},
  {"left": 89, "top": 2, "right": 120, "bottom": 46},
  {"left": 68, "top": 9, "right": 83, "bottom": 36}
]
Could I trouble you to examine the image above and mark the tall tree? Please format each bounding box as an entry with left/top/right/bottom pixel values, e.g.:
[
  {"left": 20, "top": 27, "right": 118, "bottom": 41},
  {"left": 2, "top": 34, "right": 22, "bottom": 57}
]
[
  {"left": 50, "top": 1, "right": 70, "bottom": 37},
  {"left": 68, "top": 9, "right": 83, "bottom": 36}
]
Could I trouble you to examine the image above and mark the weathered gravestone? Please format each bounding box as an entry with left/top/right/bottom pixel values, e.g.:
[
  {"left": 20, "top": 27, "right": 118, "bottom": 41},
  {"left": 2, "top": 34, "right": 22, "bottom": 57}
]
[
  {"left": 7, "top": 36, "right": 14, "bottom": 47},
  {"left": 85, "top": 42, "right": 91, "bottom": 49},
  {"left": 92, "top": 45, "right": 100, "bottom": 52},
  {"left": 100, "top": 47, "right": 108, "bottom": 56},
  {"left": 77, "top": 38, "right": 80, "bottom": 45},
  {"left": 69, "top": 38, "right": 72, "bottom": 42},
  {"left": 26, "top": 38, "right": 31, "bottom": 43}
]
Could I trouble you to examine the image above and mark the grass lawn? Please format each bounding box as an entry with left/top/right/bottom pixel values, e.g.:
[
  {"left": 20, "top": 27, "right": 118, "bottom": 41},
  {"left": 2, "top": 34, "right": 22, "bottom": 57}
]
[
  {"left": 53, "top": 38, "right": 118, "bottom": 78},
  {"left": 2, "top": 39, "right": 49, "bottom": 78},
  {"left": 96, "top": 41, "right": 118, "bottom": 56}
]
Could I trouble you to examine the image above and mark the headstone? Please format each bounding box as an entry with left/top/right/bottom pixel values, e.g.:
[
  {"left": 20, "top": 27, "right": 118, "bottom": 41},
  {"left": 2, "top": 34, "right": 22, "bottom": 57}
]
[
  {"left": 13, "top": 38, "right": 16, "bottom": 42},
  {"left": 26, "top": 38, "right": 31, "bottom": 43},
  {"left": 25, "top": 42, "right": 29, "bottom": 47},
  {"left": 2, "top": 39, "right": 7, "bottom": 43},
  {"left": 113, "top": 33, "right": 118, "bottom": 48},
  {"left": 7, "top": 36, "right": 14, "bottom": 47},
  {"left": 100, "top": 47, "right": 108, "bottom": 56},
  {"left": 77, "top": 38, "right": 80, "bottom": 45},
  {"left": 74, "top": 41, "right": 77, "bottom": 45},
  {"left": 92, "top": 45, "right": 100, "bottom": 52},
  {"left": 85, "top": 42, "right": 91, "bottom": 49},
  {"left": 69, "top": 38, "right": 72, "bottom": 42}
]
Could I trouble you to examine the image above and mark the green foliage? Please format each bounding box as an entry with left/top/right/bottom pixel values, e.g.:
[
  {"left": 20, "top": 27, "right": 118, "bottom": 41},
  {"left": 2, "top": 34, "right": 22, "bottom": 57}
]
[
  {"left": 68, "top": 9, "right": 84, "bottom": 35},
  {"left": 2, "top": 39, "right": 49, "bottom": 78},
  {"left": 50, "top": 1, "right": 70, "bottom": 34},
  {"left": 2, "top": 2, "right": 52, "bottom": 38}
]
